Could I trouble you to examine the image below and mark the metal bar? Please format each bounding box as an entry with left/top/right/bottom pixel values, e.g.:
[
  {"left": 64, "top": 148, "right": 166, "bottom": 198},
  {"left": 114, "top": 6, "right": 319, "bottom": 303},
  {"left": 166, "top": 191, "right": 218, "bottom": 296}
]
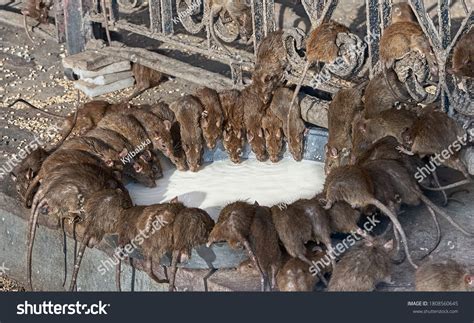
[
  {"left": 366, "top": 0, "right": 381, "bottom": 78},
  {"left": 149, "top": 0, "right": 162, "bottom": 33},
  {"left": 161, "top": 0, "right": 174, "bottom": 35},
  {"left": 263, "top": 0, "right": 275, "bottom": 36},
  {"left": 318, "top": 0, "right": 338, "bottom": 25},
  {"left": 438, "top": 0, "right": 451, "bottom": 49},
  {"left": 110, "top": 0, "right": 119, "bottom": 22},
  {"left": 251, "top": 0, "right": 265, "bottom": 53},
  {"left": 55, "top": 0, "right": 66, "bottom": 43},
  {"left": 90, "top": 16, "right": 255, "bottom": 67},
  {"left": 380, "top": 0, "right": 392, "bottom": 31},
  {"left": 64, "top": 0, "right": 89, "bottom": 55},
  {"left": 409, "top": 0, "right": 442, "bottom": 50}
]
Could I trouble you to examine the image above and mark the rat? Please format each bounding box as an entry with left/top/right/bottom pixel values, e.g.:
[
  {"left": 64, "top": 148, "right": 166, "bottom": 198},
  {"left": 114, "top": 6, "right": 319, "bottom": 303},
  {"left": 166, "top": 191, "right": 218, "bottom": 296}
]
[
  {"left": 207, "top": 0, "right": 252, "bottom": 54},
  {"left": 67, "top": 187, "right": 133, "bottom": 291},
  {"left": 208, "top": 201, "right": 267, "bottom": 280},
  {"left": 10, "top": 147, "right": 49, "bottom": 203},
  {"left": 240, "top": 85, "right": 268, "bottom": 162},
  {"left": 269, "top": 87, "right": 307, "bottom": 161},
  {"left": 195, "top": 87, "right": 224, "bottom": 150},
  {"left": 27, "top": 163, "right": 123, "bottom": 290},
  {"left": 448, "top": 28, "right": 473, "bottom": 78},
  {"left": 316, "top": 192, "right": 363, "bottom": 236},
  {"left": 289, "top": 21, "right": 350, "bottom": 119},
  {"left": 277, "top": 247, "right": 331, "bottom": 292},
  {"left": 219, "top": 89, "right": 245, "bottom": 163},
  {"left": 128, "top": 64, "right": 164, "bottom": 100},
  {"left": 114, "top": 199, "right": 185, "bottom": 289},
  {"left": 379, "top": 2, "right": 437, "bottom": 77},
  {"left": 247, "top": 205, "right": 282, "bottom": 291},
  {"left": 84, "top": 127, "right": 159, "bottom": 187},
  {"left": 169, "top": 95, "right": 204, "bottom": 172},
  {"left": 351, "top": 107, "right": 418, "bottom": 159},
  {"left": 320, "top": 164, "right": 418, "bottom": 268},
  {"left": 23, "top": 136, "right": 124, "bottom": 208},
  {"left": 328, "top": 239, "right": 394, "bottom": 291},
  {"left": 362, "top": 70, "right": 412, "bottom": 118},
  {"left": 401, "top": 104, "right": 471, "bottom": 185},
  {"left": 262, "top": 108, "right": 284, "bottom": 163},
  {"left": 253, "top": 30, "right": 288, "bottom": 105},
  {"left": 123, "top": 107, "right": 174, "bottom": 158},
  {"left": 415, "top": 259, "right": 474, "bottom": 291},
  {"left": 325, "top": 87, "right": 364, "bottom": 174},
  {"left": 271, "top": 200, "right": 334, "bottom": 279},
  {"left": 21, "top": 0, "right": 50, "bottom": 43},
  {"left": 169, "top": 207, "right": 214, "bottom": 291}
]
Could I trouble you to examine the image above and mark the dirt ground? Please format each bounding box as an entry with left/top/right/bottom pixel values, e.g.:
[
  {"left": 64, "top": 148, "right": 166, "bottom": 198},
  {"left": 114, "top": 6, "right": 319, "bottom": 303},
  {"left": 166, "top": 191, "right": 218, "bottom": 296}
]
[{"left": 0, "top": 275, "right": 25, "bottom": 291}]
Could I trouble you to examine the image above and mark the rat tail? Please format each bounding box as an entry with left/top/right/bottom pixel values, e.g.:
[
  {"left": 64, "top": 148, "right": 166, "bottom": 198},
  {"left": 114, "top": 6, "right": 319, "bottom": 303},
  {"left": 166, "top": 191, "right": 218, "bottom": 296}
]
[
  {"left": 8, "top": 98, "right": 65, "bottom": 118},
  {"left": 418, "top": 205, "right": 441, "bottom": 260},
  {"left": 419, "top": 194, "right": 474, "bottom": 237},
  {"left": 369, "top": 198, "right": 418, "bottom": 269},
  {"left": 420, "top": 178, "right": 471, "bottom": 191}
]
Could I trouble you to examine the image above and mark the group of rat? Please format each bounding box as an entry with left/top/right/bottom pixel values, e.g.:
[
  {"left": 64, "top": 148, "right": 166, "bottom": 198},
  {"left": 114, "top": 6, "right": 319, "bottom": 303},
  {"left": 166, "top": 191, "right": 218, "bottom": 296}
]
[{"left": 12, "top": 0, "right": 474, "bottom": 292}]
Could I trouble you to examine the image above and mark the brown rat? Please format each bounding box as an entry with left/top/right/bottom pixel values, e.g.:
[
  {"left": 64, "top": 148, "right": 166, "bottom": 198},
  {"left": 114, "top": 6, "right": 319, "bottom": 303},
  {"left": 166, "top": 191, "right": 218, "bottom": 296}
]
[
  {"left": 169, "top": 207, "right": 214, "bottom": 291},
  {"left": 253, "top": 30, "right": 288, "bottom": 105},
  {"left": 219, "top": 89, "right": 245, "bottom": 163},
  {"left": 248, "top": 205, "right": 282, "bottom": 291},
  {"left": 262, "top": 108, "right": 283, "bottom": 163},
  {"left": 380, "top": 3, "right": 437, "bottom": 76},
  {"left": 320, "top": 164, "right": 418, "bottom": 268},
  {"left": 21, "top": 0, "right": 50, "bottom": 43},
  {"left": 401, "top": 104, "right": 471, "bottom": 184},
  {"left": 27, "top": 163, "right": 123, "bottom": 290},
  {"left": 241, "top": 85, "right": 268, "bottom": 162},
  {"left": 415, "top": 259, "right": 474, "bottom": 291},
  {"left": 277, "top": 247, "right": 331, "bottom": 292},
  {"left": 169, "top": 95, "right": 204, "bottom": 172},
  {"left": 195, "top": 87, "right": 224, "bottom": 150},
  {"left": 328, "top": 239, "right": 393, "bottom": 291},
  {"left": 449, "top": 28, "right": 473, "bottom": 78},
  {"left": 325, "top": 87, "right": 364, "bottom": 174},
  {"left": 67, "top": 187, "right": 133, "bottom": 291},
  {"left": 10, "top": 147, "right": 49, "bottom": 203},
  {"left": 351, "top": 107, "right": 417, "bottom": 159},
  {"left": 363, "top": 70, "right": 412, "bottom": 118},
  {"left": 289, "top": 21, "right": 350, "bottom": 118},
  {"left": 269, "top": 87, "right": 306, "bottom": 161},
  {"left": 129, "top": 64, "right": 164, "bottom": 100}
]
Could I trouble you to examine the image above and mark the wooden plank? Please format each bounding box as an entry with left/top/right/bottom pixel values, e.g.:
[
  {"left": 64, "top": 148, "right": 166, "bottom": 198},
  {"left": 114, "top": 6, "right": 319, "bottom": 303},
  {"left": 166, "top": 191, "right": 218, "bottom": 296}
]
[{"left": 98, "top": 45, "right": 244, "bottom": 91}]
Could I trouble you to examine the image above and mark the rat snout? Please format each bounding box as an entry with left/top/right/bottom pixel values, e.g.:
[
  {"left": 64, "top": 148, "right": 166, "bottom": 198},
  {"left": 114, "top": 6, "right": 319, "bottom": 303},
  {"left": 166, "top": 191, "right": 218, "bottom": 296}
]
[
  {"left": 189, "top": 164, "right": 200, "bottom": 172},
  {"left": 270, "top": 155, "right": 279, "bottom": 163},
  {"left": 256, "top": 152, "right": 268, "bottom": 162},
  {"left": 207, "top": 141, "right": 217, "bottom": 150}
]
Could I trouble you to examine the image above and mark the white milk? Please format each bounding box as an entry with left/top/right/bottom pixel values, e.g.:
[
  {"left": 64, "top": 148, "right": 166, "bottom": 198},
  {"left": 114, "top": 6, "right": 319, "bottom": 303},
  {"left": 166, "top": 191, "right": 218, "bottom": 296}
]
[{"left": 127, "top": 158, "right": 326, "bottom": 220}]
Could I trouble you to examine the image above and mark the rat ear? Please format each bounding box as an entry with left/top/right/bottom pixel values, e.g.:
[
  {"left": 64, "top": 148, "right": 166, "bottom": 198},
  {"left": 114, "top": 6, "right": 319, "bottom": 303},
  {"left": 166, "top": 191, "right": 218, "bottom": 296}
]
[
  {"left": 237, "top": 130, "right": 242, "bottom": 139},
  {"left": 10, "top": 172, "right": 17, "bottom": 182},
  {"left": 133, "top": 163, "right": 143, "bottom": 173},
  {"left": 276, "top": 128, "right": 282, "bottom": 139},
  {"left": 465, "top": 274, "right": 474, "bottom": 285},
  {"left": 247, "top": 131, "right": 254, "bottom": 143},
  {"left": 358, "top": 121, "right": 367, "bottom": 133},
  {"left": 223, "top": 129, "right": 231, "bottom": 141},
  {"left": 163, "top": 120, "right": 172, "bottom": 131},
  {"left": 383, "top": 239, "right": 394, "bottom": 251},
  {"left": 330, "top": 147, "right": 338, "bottom": 157},
  {"left": 258, "top": 128, "right": 263, "bottom": 138},
  {"left": 106, "top": 159, "right": 114, "bottom": 167},
  {"left": 119, "top": 148, "right": 128, "bottom": 158},
  {"left": 170, "top": 196, "right": 179, "bottom": 204},
  {"left": 401, "top": 127, "right": 411, "bottom": 143},
  {"left": 26, "top": 168, "right": 35, "bottom": 180},
  {"left": 364, "top": 239, "right": 374, "bottom": 247},
  {"left": 201, "top": 110, "right": 208, "bottom": 119}
]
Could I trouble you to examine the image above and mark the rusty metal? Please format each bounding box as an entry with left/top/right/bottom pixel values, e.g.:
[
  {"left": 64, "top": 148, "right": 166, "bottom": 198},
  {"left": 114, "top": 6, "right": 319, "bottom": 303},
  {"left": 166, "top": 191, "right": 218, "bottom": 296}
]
[{"left": 62, "top": 0, "right": 472, "bottom": 118}]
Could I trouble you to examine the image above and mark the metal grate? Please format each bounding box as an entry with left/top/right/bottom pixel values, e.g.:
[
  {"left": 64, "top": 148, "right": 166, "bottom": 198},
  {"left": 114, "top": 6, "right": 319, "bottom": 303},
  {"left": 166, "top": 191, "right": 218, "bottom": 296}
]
[{"left": 58, "top": 0, "right": 473, "bottom": 115}]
